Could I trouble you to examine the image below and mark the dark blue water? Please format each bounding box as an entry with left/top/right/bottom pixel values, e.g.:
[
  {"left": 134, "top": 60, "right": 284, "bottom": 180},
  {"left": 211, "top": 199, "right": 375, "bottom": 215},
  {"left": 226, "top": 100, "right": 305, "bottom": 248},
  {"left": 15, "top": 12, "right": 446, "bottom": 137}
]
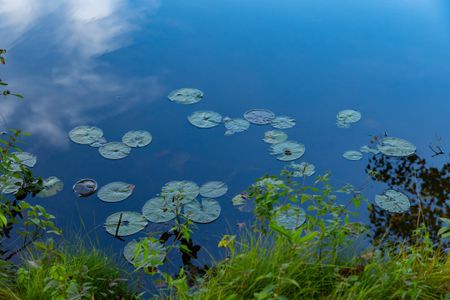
[{"left": 1, "top": 0, "right": 450, "bottom": 266}]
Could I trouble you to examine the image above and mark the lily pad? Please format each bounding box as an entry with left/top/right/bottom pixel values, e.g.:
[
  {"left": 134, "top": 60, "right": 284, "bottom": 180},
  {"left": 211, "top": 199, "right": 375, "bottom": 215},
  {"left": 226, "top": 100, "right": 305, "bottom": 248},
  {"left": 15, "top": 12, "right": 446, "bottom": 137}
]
[
  {"left": 73, "top": 178, "right": 97, "bottom": 197},
  {"left": 37, "top": 176, "right": 63, "bottom": 198},
  {"left": 69, "top": 126, "right": 103, "bottom": 144},
  {"left": 89, "top": 137, "right": 107, "bottom": 148},
  {"left": 161, "top": 181, "right": 199, "bottom": 204},
  {"left": 271, "top": 116, "right": 296, "bottom": 129},
  {"left": 97, "top": 182, "right": 135, "bottom": 202},
  {"left": 199, "top": 181, "right": 228, "bottom": 198},
  {"left": 168, "top": 88, "right": 203, "bottom": 104},
  {"left": 183, "top": 198, "right": 221, "bottom": 224},
  {"left": 8, "top": 152, "right": 37, "bottom": 171},
  {"left": 288, "top": 162, "right": 316, "bottom": 177},
  {"left": 343, "top": 151, "right": 363, "bottom": 161},
  {"left": 375, "top": 190, "right": 410, "bottom": 213},
  {"left": 232, "top": 193, "right": 248, "bottom": 206},
  {"left": 223, "top": 117, "right": 250, "bottom": 136},
  {"left": 122, "top": 130, "right": 152, "bottom": 148},
  {"left": 243, "top": 109, "right": 275, "bottom": 125},
  {"left": 270, "top": 141, "right": 305, "bottom": 161},
  {"left": 124, "top": 238, "right": 166, "bottom": 268},
  {"left": 377, "top": 137, "right": 416, "bottom": 157},
  {"left": 275, "top": 206, "right": 307, "bottom": 230},
  {"left": 360, "top": 145, "right": 380, "bottom": 155},
  {"left": 0, "top": 175, "right": 23, "bottom": 194},
  {"left": 142, "top": 197, "right": 176, "bottom": 223},
  {"left": 188, "top": 111, "right": 222, "bottom": 128},
  {"left": 104, "top": 211, "right": 148, "bottom": 237},
  {"left": 263, "top": 130, "right": 288, "bottom": 144},
  {"left": 99, "top": 142, "right": 131, "bottom": 160},
  {"left": 336, "top": 110, "right": 361, "bottom": 128}
]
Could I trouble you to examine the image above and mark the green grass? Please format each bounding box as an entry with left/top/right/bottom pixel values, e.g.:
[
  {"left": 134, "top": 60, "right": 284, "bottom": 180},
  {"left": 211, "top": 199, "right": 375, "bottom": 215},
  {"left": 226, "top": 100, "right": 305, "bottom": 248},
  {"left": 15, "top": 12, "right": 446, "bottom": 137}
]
[{"left": 190, "top": 233, "right": 450, "bottom": 300}]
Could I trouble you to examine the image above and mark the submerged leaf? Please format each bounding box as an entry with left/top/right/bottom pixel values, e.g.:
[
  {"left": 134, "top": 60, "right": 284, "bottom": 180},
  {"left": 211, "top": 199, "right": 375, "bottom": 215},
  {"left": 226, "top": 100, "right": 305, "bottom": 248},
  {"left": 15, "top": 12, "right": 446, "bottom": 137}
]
[
  {"left": 188, "top": 111, "right": 222, "bottom": 128},
  {"left": 199, "top": 181, "right": 228, "bottom": 198},
  {"left": 99, "top": 142, "right": 131, "bottom": 160},
  {"left": 122, "top": 130, "right": 152, "bottom": 148},
  {"left": 37, "top": 176, "right": 63, "bottom": 198},
  {"left": 270, "top": 141, "right": 305, "bottom": 161},
  {"left": 161, "top": 180, "right": 199, "bottom": 204},
  {"left": 275, "top": 206, "right": 306, "bottom": 230},
  {"left": 263, "top": 130, "right": 288, "bottom": 144},
  {"left": 168, "top": 88, "right": 203, "bottom": 104},
  {"left": 243, "top": 109, "right": 275, "bottom": 125},
  {"left": 97, "top": 182, "right": 134, "bottom": 202},
  {"left": 73, "top": 178, "right": 97, "bottom": 197},
  {"left": 288, "top": 162, "right": 316, "bottom": 177},
  {"left": 183, "top": 198, "right": 221, "bottom": 224},
  {"left": 270, "top": 116, "right": 296, "bottom": 129},
  {"left": 89, "top": 137, "right": 107, "bottom": 148},
  {"left": 223, "top": 117, "right": 250, "bottom": 136},
  {"left": 142, "top": 197, "right": 176, "bottom": 223},
  {"left": 343, "top": 151, "right": 363, "bottom": 161},
  {"left": 375, "top": 190, "right": 410, "bottom": 213},
  {"left": 104, "top": 211, "right": 148, "bottom": 236},
  {"left": 377, "top": 137, "right": 416, "bottom": 157},
  {"left": 69, "top": 126, "right": 103, "bottom": 144}
]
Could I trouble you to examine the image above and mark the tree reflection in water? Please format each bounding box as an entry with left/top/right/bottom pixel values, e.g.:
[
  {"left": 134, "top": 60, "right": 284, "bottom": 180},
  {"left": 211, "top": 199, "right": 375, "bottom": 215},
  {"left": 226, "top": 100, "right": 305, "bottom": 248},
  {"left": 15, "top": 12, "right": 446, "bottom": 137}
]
[{"left": 366, "top": 151, "right": 450, "bottom": 247}]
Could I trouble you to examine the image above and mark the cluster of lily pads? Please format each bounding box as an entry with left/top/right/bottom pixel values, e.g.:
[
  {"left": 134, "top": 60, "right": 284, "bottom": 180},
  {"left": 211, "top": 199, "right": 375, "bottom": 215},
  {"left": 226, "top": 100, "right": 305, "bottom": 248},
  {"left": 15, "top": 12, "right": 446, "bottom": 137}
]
[{"left": 68, "top": 125, "right": 152, "bottom": 160}]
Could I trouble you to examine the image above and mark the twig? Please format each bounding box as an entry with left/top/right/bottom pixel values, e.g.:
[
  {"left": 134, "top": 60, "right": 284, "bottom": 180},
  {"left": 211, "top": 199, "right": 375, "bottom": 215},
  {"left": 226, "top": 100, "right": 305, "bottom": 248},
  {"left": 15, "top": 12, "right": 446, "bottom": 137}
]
[{"left": 429, "top": 145, "right": 444, "bottom": 157}]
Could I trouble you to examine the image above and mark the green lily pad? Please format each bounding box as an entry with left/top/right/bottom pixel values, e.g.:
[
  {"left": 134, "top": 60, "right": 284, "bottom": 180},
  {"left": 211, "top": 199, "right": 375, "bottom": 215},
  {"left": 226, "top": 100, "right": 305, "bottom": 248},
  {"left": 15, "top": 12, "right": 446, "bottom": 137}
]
[
  {"left": 263, "top": 130, "right": 288, "bottom": 144},
  {"left": 232, "top": 193, "right": 248, "bottom": 206},
  {"left": 99, "top": 142, "right": 131, "bottom": 160},
  {"left": 0, "top": 175, "right": 23, "bottom": 194},
  {"left": 124, "top": 238, "right": 166, "bottom": 268},
  {"left": 288, "top": 162, "right": 316, "bottom": 177},
  {"left": 271, "top": 116, "right": 296, "bottom": 129},
  {"left": 377, "top": 137, "right": 416, "bottom": 157},
  {"left": 73, "top": 178, "right": 97, "bottom": 197},
  {"left": 375, "top": 190, "right": 410, "bottom": 213},
  {"left": 343, "top": 151, "right": 363, "bottom": 161},
  {"left": 142, "top": 197, "right": 176, "bottom": 223},
  {"left": 183, "top": 198, "right": 221, "bottom": 224},
  {"left": 275, "top": 206, "right": 306, "bottom": 230},
  {"left": 97, "top": 182, "right": 135, "bottom": 202},
  {"left": 104, "top": 211, "right": 148, "bottom": 237},
  {"left": 270, "top": 141, "right": 305, "bottom": 161},
  {"left": 37, "top": 176, "right": 63, "bottom": 198},
  {"left": 161, "top": 181, "right": 199, "bottom": 204},
  {"left": 223, "top": 117, "right": 250, "bottom": 136},
  {"left": 168, "top": 88, "right": 203, "bottom": 104},
  {"left": 188, "top": 111, "right": 222, "bottom": 128},
  {"left": 69, "top": 126, "right": 103, "bottom": 144},
  {"left": 8, "top": 152, "right": 37, "bottom": 171},
  {"left": 122, "top": 130, "right": 152, "bottom": 148},
  {"left": 336, "top": 110, "right": 361, "bottom": 128},
  {"left": 89, "top": 137, "right": 107, "bottom": 148},
  {"left": 199, "top": 181, "right": 228, "bottom": 198},
  {"left": 243, "top": 109, "right": 275, "bottom": 125},
  {"left": 360, "top": 145, "right": 380, "bottom": 155}
]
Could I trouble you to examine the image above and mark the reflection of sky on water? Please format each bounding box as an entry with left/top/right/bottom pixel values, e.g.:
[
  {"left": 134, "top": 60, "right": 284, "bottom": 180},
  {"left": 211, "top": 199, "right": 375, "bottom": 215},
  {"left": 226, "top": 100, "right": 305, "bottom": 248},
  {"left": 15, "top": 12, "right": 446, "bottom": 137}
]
[{"left": 1, "top": 0, "right": 450, "bottom": 264}]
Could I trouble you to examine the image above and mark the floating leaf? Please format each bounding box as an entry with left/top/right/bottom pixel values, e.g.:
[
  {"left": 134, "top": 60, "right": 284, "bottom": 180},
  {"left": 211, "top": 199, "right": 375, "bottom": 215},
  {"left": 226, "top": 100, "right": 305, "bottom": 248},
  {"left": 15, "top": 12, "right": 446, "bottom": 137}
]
[
  {"left": 270, "top": 141, "right": 305, "bottom": 161},
  {"left": 263, "top": 130, "right": 288, "bottom": 144},
  {"left": 122, "top": 130, "right": 152, "bottom": 148},
  {"left": 8, "top": 152, "right": 37, "bottom": 171},
  {"left": 232, "top": 193, "right": 248, "bottom": 206},
  {"left": 188, "top": 111, "right": 222, "bottom": 128},
  {"left": 168, "top": 88, "right": 203, "bottom": 104},
  {"left": 223, "top": 117, "right": 250, "bottom": 136},
  {"left": 105, "top": 211, "right": 148, "bottom": 237},
  {"left": 377, "top": 137, "right": 416, "bottom": 157},
  {"left": 275, "top": 206, "right": 306, "bottom": 230},
  {"left": 97, "top": 182, "right": 134, "bottom": 202},
  {"left": 288, "top": 162, "right": 315, "bottom": 177},
  {"left": 375, "top": 190, "right": 410, "bottom": 213},
  {"left": 183, "top": 198, "right": 221, "bottom": 224},
  {"left": 360, "top": 145, "right": 380, "bottom": 155},
  {"left": 99, "top": 142, "right": 131, "bottom": 160},
  {"left": 37, "top": 176, "right": 63, "bottom": 198},
  {"left": 199, "top": 181, "right": 228, "bottom": 198},
  {"left": 0, "top": 175, "right": 23, "bottom": 194},
  {"left": 89, "top": 137, "right": 107, "bottom": 148},
  {"left": 142, "top": 197, "right": 176, "bottom": 223},
  {"left": 336, "top": 110, "right": 361, "bottom": 128},
  {"left": 73, "top": 178, "right": 97, "bottom": 197},
  {"left": 161, "top": 181, "right": 199, "bottom": 204},
  {"left": 124, "top": 238, "right": 166, "bottom": 268},
  {"left": 271, "top": 116, "right": 296, "bottom": 129},
  {"left": 243, "top": 109, "right": 275, "bottom": 125},
  {"left": 343, "top": 150, "right": 363, "bottom": 161},
  {"left": 68, "top": 126, "right": 103, "bottom": 144}
]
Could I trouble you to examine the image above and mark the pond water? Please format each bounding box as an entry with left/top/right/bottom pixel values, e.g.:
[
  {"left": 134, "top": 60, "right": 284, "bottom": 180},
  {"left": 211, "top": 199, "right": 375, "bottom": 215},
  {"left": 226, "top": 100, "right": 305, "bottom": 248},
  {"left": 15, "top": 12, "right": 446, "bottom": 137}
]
[{"left": 1, "top": 0, "right": 450, "bottom": 271}]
